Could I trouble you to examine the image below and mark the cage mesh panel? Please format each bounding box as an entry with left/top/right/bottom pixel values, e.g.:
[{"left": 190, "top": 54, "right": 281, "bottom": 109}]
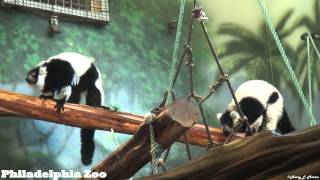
[{"left": 3, "top": 0, "right": 109, "bottom": 22}]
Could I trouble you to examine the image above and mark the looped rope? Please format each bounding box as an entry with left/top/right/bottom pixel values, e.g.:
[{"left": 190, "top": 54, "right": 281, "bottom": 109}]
[
  {"left": 201, "top": 74, "right": 228, "bottom": 102},
  {"left": 257, "top": 0, "right": 317, "bottom": 125},
  {"left": 144, "top": 112, "right": 163, "bottom": 175}
]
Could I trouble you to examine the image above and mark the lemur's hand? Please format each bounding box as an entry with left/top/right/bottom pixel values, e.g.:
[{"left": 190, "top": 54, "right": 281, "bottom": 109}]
[
  {"left": 53, "top": 86, "right": 71, "bottom": 113},
  {"left": 54, "top": 99, "right": 65, "bottom": 113},
  {"left": 39, "top": 95, "right": 53, "bottom": 100}
]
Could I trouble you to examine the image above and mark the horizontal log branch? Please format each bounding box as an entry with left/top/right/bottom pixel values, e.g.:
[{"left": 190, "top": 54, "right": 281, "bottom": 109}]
[
  {"left": 0, "top": 89, "right": 228, "bottom": 146},
  {"left": 143, "top": 125, "right": 320, "bottom": 179}
]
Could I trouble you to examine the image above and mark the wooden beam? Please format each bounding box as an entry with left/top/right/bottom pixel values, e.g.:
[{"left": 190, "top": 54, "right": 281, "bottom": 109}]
[
  {"left": 92, "top": 100, "right": 199, "bottom": 179},
  {"left": 142, "top": 126, "right": 320, "bottom": 179},
  {"left": 0, "top": 89, "right": 227, "bottom": 146}
]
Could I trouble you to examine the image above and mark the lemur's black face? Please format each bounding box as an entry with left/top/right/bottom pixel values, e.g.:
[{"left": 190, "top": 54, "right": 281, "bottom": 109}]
[
  {"left": 25, "top": 61, "right": 48, "bottom": 90},
  {"left": 219, "top": 111, "right": 234, "bottom": 136},
  {"left": 219, "top": 110, "right": 248, "bottom": 136},
  {"left": 25, "top": 67, "right": 39, "bottom": 85}
]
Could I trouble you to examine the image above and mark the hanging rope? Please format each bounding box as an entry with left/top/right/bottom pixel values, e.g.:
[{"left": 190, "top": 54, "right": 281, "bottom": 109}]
[
  {"left": 307, "top": 32, "right": 320, "bottom": 61},
  {"left": 144, "top": 112, "right": 163, "bottom": 175},
  {"left": 167, "top": 0, "right": 186, "bottom": 103},
  {"left": 110, "top": 128, "right": 120, "bottom": 148},
  {"left": 257, "top": 0, "right": 317, "bottom": 124},
  {"left": 306, "top": 36, "right": 315, "bottom": 126}
]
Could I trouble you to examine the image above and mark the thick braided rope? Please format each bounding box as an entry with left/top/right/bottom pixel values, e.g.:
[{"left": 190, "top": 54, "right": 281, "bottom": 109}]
[
  {"left": 257, "top": 0, "right": 317, "bottom": 124},
  {"left": 144, "top": 112, "right": 163, "bottom": 175},
  {"left": 167, "top": 0, "right": 185, "bottom": 103}
]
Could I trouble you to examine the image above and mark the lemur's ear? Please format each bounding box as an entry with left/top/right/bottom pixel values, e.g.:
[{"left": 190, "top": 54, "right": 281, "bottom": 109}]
[{"left": 216, "top": 113, "right": 222, "bottom": 120}]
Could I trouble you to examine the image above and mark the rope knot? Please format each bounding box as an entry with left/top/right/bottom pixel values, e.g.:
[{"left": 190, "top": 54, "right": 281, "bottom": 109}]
[
  {"left": 193, "top": 7, "right": 208, "bottom": 22},
  {"left": 144, "top": 112, "right": 156, "bottom": 124}
]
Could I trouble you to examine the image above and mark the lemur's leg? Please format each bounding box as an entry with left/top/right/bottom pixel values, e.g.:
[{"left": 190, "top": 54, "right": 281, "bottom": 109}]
[
  {"left": 80, "top": 86, "right": 102, "bottom": 165},
  {"left": 53, "top": 86, "right": 72, "bottom": 113}
]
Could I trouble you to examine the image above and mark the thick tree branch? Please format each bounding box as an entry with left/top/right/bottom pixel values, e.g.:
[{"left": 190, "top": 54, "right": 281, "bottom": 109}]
[
  {"left": 0, "top": 89, "right": 228, "bottom": 146},
  {"left": 143, "top": 126, "right": 320, "bottom": 179}
]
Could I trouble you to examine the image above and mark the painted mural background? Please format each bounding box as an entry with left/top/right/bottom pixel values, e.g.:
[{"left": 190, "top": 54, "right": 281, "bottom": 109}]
[{"left": 0, "top": 0, "right": 319, "bottom": 177}]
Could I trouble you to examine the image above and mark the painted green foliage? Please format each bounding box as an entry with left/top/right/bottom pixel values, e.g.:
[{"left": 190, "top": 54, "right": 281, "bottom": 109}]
[
  {"left": 0, "top": 0, "right": 205, "bottom": 173},
  {"left": 294, "top": 0, "right": 320, "bottom": 102},
  {"left": 218, "top": 10, "right": 297, "bottom": 89},
  {"left": 0, "top": 0, "right": 318, "bottom": 176},
  {"left": 0, "top": 0, "right": 194, "bottom": 110}
]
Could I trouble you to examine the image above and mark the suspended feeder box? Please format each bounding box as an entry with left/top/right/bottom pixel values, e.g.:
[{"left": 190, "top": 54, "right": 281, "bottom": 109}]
[{"left": 1, "top": 0, "right": 109, "bottom": 24}]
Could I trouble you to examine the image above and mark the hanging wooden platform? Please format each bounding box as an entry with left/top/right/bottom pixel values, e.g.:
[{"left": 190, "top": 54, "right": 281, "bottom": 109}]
[{"left": 0, "top": 89, "right": 229, "bottom": 146}]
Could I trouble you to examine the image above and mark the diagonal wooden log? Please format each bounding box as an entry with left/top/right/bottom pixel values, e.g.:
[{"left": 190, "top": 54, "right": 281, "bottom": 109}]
[
  {"left": 0, "top": 89, "right": 228, "bottom": 146},
  {"left": 142, "top": 125, "right": 320, "bottom": 179},
  {"left": 91, "top": 100, "right": 199, "bottom": 179}
]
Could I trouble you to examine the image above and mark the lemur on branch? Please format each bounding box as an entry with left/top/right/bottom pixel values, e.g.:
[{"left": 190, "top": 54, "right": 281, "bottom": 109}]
[{"left": 26, "top": 52, "right": 104, "bottom": 165}]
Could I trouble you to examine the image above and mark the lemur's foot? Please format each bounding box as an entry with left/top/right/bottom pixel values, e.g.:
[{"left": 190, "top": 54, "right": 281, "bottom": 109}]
[
  {"left": 54, "top": 99, "right": 65, "bottom": 113},
  {"left": 99, "top": 105, "right": 118, "bottom": 112},
  {"left": 39, "top": 95, "right": 53, "bottom": 100}
]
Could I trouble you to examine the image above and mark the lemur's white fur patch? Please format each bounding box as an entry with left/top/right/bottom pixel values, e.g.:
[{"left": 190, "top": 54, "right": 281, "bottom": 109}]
[
  {"left": 48, "top": 52, "right": 94, "bottom": 77},
  {"left": 95, "top": 68, "right": 104, "bottom": 106},
  {"left": 54, "top": 86, "right": 72, "bottom": 101},
  {"left": 36, "top": 66, "right": 47, "bottom": 90}
]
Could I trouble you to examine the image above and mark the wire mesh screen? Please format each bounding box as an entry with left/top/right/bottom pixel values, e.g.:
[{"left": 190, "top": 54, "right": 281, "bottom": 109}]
[{"left": 3, "top": 0, "right": 109, "bottom": 23}]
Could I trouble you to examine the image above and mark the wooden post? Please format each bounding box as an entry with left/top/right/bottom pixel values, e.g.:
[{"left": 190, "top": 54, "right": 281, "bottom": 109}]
[{"left": 91, "top": 100, "right": 199, "bottom": 179}]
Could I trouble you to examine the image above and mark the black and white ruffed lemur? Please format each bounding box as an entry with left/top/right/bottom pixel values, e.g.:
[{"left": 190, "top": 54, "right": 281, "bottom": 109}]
[
  {"left": 217, "top": 80, "right": 295, "bottom": 136},
  {"left": 25, "top": 52, "right": 104, "bottom": 165}
]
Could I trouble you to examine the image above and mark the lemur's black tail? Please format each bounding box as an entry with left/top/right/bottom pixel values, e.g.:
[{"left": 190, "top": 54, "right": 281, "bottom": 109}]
[
  {"left": 80, "top": 64, "right": 104, "bottom": 165},
  {"left": 80, "top": 128, "right": 95, "bottom": 165}
]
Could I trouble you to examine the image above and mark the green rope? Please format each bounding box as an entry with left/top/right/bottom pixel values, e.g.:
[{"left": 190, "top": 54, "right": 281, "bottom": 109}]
[
  {"left": 257, "top": 0, "right": 317, "bottom": 124},
  {"left": 167, "top": 0, "right": 185, "bottom": 103},
  {"left": 306, "top": 37, "right": 314, "bottom": 126}
]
